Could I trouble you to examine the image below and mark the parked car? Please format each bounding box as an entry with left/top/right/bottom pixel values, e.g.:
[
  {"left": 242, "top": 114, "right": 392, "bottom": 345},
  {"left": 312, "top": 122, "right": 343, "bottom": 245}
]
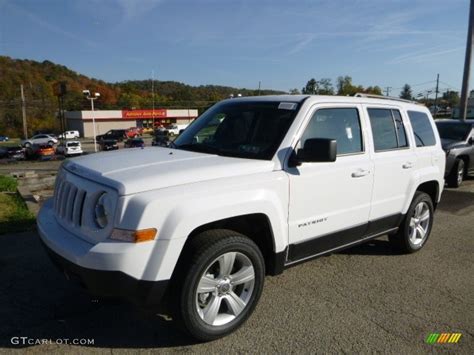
[
  {"left": 26, "top": 144, "right": 55, "bottom": 160},
  {"left": 21, "top": 134, "right": 58, "bottom": 148},
  {"left": 96, "top": 129, "right": 127, "bottom": 142},
  {"left": 99, "top": 139, "right": 119, "bottom": 151},
  {"left": 152, "top": 131, "right": 170, "bottom": 147},
  {"left": 56, "top": 141, "right": 83, "bottom": 157},
  {"left": 38, "top": 95, "right": 445, "bottom": 341},
  {"left": 166, "top": 123, "right": 188, "bottom": 136},
  {"left": 0, "top": 146, "right": 25, "bottom": 160},
  {"left": 126, "top": 127, "right": 144, "bottom": 138},
  {"left": 435, "top": 119, "right": 474, "bottom": 187},
  {"left": 0, "top": 135, "right": 9, "bottom": 142},
  {"left": 124, "top": 138, "right": 145, "bottom": 148},
  {"left": 59, "top": 130, "right": 80, "bottom": 139}
]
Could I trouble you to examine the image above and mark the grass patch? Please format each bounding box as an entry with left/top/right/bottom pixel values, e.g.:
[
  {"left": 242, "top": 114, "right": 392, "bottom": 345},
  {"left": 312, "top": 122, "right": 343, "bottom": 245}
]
[
  {"left": 0, "top": 193, "right": 36, "bottom": 234},
  {"left": 0, "top": 175, "right": 18, "bottom": 192}
]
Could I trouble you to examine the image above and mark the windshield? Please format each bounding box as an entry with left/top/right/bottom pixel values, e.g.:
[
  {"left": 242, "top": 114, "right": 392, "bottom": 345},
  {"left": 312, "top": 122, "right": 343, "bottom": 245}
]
[
  {"left": 173, "top": 100, "right": 300, "bottom": 160},
  {"left": 436, "top": 122, "right": 471, "bottom": 141}
]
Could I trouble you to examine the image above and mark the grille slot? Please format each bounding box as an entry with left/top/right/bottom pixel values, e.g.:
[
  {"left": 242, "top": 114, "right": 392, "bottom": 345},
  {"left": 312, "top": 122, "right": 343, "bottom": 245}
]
[{"left": 53, "top": 176, "right": 88, "bottom": 227}]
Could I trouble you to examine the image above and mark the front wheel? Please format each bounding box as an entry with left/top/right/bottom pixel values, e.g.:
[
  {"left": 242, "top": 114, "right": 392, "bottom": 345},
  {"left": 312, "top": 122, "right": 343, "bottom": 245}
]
[
  {"left": 389, "top": 192, "right": 434, "bottom": 253},
  {"left": 176, "top": 230, "right": 265, "bottom": 341}
]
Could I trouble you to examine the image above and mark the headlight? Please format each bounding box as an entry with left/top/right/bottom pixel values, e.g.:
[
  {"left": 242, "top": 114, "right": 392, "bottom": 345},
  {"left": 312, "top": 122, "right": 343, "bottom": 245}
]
[{"left": 94, "top": 192, "right": 112, "bottom": 229}]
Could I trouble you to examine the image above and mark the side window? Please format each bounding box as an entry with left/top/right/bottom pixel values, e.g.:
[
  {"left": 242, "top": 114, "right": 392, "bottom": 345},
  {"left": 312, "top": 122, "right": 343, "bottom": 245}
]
[
  {"left": 367, "top": 109, "right": 398, "bottom": 151},
  {"left": 392, "top": 110, "right": 408, "bottom": 148},
  {"left": 407, "top": 111, "right": 436, "bottom": 147},
  {"left": 301, "top": 108, "right": 363, "bottom": 155}
]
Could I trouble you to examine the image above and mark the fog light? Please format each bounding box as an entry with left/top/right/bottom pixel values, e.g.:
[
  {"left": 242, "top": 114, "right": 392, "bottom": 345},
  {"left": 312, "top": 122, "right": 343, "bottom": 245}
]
[{"left": 110, "top": 228, "right": 157, "bottom": 243}]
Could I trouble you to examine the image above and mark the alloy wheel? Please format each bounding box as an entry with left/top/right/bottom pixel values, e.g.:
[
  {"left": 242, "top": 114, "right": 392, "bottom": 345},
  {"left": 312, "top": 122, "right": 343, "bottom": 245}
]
[{"left": 195, "top": 251, "right": 255, "bottom": 326}]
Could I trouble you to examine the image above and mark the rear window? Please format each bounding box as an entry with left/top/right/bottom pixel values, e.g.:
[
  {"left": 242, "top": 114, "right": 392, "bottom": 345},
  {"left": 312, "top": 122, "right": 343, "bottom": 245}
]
[
  {"left": 67, "top": 142, "right": 80, "bottom": 147},
  {"left": 407, "top": 111, "right": 436, "bottom": 147}
]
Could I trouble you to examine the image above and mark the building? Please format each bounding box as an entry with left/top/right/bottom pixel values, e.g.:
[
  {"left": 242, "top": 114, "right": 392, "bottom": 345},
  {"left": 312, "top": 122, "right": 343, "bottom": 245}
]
[{"left": 65, "top": 109, "right": 198, "bottom": 137}]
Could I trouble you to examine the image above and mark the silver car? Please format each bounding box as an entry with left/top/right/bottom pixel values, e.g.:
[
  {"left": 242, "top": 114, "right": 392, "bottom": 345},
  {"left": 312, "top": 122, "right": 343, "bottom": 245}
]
[{"left": 21, "top": 134, "right": 58, "bottom": 147}]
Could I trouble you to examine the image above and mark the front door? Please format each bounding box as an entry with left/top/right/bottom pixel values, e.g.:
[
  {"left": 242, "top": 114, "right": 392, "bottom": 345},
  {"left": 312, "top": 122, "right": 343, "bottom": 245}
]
[{"left": 287, "top": 105, "right": 374, "bottom": 262}]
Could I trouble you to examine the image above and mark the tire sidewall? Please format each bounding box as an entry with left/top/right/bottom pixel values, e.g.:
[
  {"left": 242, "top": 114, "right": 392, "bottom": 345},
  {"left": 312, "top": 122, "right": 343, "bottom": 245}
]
[
  {"left": 180, "top": 236, "right": 265, "bottom": 340},
  {"left": 403, "top": 193, "right": 434, "bottom": 252}
]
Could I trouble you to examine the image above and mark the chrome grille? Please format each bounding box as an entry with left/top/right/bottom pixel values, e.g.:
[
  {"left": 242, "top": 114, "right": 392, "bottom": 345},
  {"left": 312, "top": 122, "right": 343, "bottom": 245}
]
[{"left": 54, "top": 174, "right": 87, "bottom": 227}]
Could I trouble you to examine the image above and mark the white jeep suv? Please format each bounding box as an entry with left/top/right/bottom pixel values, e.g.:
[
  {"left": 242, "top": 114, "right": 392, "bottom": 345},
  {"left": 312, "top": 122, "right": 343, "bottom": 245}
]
[{"left": 38, "top": 94, "right": 445, "bottom": 341}]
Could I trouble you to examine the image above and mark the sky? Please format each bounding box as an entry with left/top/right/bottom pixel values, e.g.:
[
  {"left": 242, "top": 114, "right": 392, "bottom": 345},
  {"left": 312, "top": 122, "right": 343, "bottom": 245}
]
[{"left": 0, "top": 0, "right": 471, "bottom": 96}]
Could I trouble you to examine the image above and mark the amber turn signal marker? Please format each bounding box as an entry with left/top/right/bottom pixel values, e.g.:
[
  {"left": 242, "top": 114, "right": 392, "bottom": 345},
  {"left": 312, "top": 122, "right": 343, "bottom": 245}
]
[{"left": 134, "top": 228, "right": 157, "bottom": 243}]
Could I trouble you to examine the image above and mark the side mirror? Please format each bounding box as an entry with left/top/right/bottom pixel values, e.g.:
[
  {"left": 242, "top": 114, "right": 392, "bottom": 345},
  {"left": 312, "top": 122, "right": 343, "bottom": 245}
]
[{"left": 292, "top": 138, "right": 337, "bottom": 166}]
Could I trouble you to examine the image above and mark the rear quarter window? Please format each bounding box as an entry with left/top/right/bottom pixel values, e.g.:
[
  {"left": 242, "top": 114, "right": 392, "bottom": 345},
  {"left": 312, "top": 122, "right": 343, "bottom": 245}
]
[{"left": 407, "top": 111, "right": 436, "bottom": 147}]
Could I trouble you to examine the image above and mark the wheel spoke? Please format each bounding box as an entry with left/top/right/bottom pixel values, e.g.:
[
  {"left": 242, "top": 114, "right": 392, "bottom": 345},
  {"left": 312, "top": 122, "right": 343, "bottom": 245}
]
[
  {"left": 202, "top": 296, "right": 222, "bottom": 325},
  {"left": 410, "top": 226, "right": 417, "bottom": 241},
  {"left": 230, "top": 265, "right": 255, "bottom": 285},
  {"left": 419, "top": 209, "right": 430, "bottom": 222},
  {"left": 218, "top": 252, "right": 236, "bottom": 277},
  {"left": 416, "top": 225, "right": 426, "bottom": 239},
  {"left": 409, "top": 218, "right": 416, "bottom": 228},
  {"left": 225, "top": 291, "right": 246, "bottom": 316},
  {"left": 198, "top": 275, "right": 218, "bottom": 293},
  {"left": 414, "top": 203, "right": 423, "bottom": 217}
]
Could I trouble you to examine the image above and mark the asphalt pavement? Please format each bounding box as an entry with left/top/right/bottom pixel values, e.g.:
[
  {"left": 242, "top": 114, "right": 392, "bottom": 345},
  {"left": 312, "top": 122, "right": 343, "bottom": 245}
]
[{"left": 0, "top": 179, "right": 473, "bottom": 353}]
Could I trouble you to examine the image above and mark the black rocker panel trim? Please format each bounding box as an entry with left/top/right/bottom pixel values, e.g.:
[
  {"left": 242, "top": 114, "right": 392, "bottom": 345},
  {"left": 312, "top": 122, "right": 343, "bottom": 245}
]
[{"left": 287, "top": 213, "right": 403, "bottom": 263}]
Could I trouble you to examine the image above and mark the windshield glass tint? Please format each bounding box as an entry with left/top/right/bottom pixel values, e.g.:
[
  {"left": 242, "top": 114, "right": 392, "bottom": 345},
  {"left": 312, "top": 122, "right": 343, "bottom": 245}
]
[
  {"left": 173, "top": 101, "right": 300, "bottom": 160},
  {"left": 436, "top": 123, "right": 471, "bottom": 141},
  {"left": 67, "top": 142, "right": 80, "bottom": 147}
]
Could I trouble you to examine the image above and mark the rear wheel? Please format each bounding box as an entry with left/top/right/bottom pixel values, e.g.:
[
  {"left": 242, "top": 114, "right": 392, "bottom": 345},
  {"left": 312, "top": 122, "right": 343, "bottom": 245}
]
[
  {"left": 447, "top": 158, "right": 465, "bottom": 188},
  {"left": 389, "top": 191, "right": 434, "bottom": 253},
  {"left": 175, "top": 230, "right": 265, "bottom": 341}
]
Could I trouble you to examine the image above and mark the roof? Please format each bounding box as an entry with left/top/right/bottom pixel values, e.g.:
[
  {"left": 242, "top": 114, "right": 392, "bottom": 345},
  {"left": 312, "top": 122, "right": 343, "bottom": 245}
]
[
  {"left": 435, "top": 119, "right": 474, "bottom": 126},
  {"left": 225, "top": 94, "right": 425, "bottom": 110}
]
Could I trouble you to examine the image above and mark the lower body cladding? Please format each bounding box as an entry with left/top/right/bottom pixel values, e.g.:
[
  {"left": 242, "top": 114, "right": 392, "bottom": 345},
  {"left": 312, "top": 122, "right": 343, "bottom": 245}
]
[{"left": 37, "top": 199, "right": 185, "bottom": 308}]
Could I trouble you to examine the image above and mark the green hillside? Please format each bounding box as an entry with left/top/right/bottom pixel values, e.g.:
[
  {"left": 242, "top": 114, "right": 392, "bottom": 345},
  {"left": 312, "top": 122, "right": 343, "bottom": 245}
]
[{"left": 0, "top": 56, "right": 284, "bottom": 137}]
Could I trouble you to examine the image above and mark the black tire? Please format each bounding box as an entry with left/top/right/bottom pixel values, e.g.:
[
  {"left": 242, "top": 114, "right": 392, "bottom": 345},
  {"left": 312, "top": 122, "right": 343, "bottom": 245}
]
[
  {"left": 48, "top": 140, "right": 54, "bottom": 146},
  {"left": 174, "top": 229, "right": 265, "bottom": 341},
  {"left": 389, "top": 191, "right": 434, "bottom": 253},
  {"left": 447, "top": 158, "right": 465, "bottom": 188}
]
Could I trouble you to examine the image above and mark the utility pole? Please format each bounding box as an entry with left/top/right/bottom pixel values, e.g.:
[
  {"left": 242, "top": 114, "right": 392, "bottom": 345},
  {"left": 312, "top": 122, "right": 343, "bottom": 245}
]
[
  {"left": 152, "top": 70, "right": 155, "bottom": 131},
  {"left": 433, "top": 73, "right": 440, "bottom": 117},
  {"left": 258, "top": 81, "right": 261, "bottom": 96},
  {"left": 20, "top": 84, "right": 28, "bottom": 139},
  {"left": 460, "top": 0, "right": 473, "bottom": 121},
  {"left": 384, "top": 86, "right": 392, "bottom": 96}
]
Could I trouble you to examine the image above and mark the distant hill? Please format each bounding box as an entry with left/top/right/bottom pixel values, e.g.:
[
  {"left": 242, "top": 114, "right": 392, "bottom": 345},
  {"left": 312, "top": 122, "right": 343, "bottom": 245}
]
[{"left": 0, "top": 56, "right": 285, "bottom": 136}]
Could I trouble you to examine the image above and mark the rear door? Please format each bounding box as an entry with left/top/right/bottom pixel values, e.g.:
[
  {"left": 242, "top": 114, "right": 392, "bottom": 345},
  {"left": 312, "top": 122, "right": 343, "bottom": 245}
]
[{"left": 365, "top": 106, "right": 414, "bottom": 227}]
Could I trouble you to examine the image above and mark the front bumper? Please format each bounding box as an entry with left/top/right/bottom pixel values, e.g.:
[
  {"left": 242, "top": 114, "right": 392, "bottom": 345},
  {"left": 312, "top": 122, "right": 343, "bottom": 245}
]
[
  {"left": 37, "top": 199, "right": 172, "bottom": 307},
  {"left": 41, "top": 241, "right": 169, "bottom": 307}
]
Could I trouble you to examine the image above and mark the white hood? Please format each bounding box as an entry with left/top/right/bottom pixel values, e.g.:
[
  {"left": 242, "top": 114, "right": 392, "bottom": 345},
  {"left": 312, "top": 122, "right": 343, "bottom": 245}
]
[{"left": 63, "top": 147, "right": 275, "bottom": 195}]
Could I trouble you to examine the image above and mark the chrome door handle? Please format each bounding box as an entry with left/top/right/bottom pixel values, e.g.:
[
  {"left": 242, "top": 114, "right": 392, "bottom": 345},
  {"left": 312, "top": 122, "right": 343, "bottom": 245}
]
[
  {"left": 402, "top": 162, "right": 414, "bottom": 169},
  {"left": 351, "top": 169, "right": 370, "bottom": 178}
]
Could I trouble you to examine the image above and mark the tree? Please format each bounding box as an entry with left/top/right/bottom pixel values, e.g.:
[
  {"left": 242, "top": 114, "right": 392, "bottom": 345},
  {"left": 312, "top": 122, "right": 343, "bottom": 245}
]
[
  {"left": 442, "top": 90, "right": 460, "bottom": 108},
  {"left": 400, "top": 84, "right": 412, "bottom": 100},
  {"left": 318, "top": 78, "right": 334, "bottom": 95},
  {"left": 363, "top": 86, "right": 383, "bottom": 95},
  {"left": 289, "top": 88, "right": 301, "bottom": 95},
  {"left": 302, "top": 78, "right": 318, "bottom": 94},
  {"left": 336, "top": 76, "right": 359, "bottom": 96}
]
